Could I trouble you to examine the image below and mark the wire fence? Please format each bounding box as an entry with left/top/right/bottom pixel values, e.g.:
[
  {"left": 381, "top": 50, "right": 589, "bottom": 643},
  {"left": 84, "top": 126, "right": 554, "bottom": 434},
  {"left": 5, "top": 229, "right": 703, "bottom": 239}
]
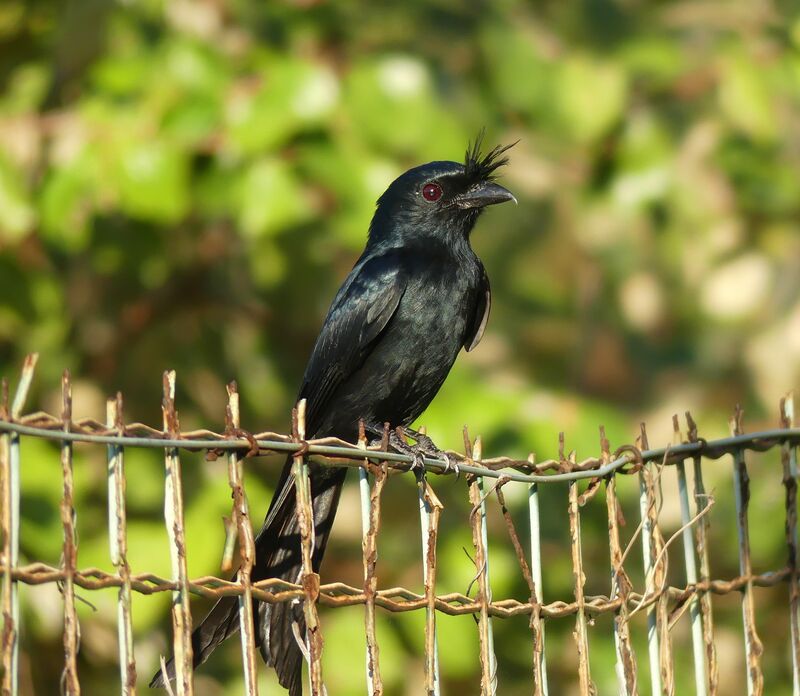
[{"left": 1, "top": 353, "right": 799, "bottom": 695}]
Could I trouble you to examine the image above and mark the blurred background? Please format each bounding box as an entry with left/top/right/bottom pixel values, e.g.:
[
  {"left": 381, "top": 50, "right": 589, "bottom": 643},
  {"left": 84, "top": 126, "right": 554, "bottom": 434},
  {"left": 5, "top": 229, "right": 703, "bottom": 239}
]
[{"left": 2, "top": 0, "right": 800, "bottom": 693}]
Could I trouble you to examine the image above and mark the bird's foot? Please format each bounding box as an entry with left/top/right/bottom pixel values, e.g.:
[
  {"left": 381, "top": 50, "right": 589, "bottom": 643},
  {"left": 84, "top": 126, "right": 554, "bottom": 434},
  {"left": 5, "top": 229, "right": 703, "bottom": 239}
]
[
  {"left": 365, "top": 423, "right": 459, "bottom": 477},
  {"left": 402, "top": 427, "right": 461, "bottom": 477},
  {"left": 393, "top": 426, "right": 459, "bottom": 478},
  {"left": 387, "top": 428, "right": 426, "bottom": 475}
]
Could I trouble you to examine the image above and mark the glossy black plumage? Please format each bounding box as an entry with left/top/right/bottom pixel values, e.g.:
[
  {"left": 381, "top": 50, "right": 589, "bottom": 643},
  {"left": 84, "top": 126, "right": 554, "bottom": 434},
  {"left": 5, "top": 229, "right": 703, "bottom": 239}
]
[{"left": 151, "top": 139, "right": 515, "bottom": 694}]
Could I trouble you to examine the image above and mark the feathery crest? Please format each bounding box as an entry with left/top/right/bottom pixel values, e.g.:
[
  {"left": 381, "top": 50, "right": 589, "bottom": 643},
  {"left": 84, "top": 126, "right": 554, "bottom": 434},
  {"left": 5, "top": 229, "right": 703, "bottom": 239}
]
[{"left": 464, "top": 129, "right": 517, "bottom": 181}]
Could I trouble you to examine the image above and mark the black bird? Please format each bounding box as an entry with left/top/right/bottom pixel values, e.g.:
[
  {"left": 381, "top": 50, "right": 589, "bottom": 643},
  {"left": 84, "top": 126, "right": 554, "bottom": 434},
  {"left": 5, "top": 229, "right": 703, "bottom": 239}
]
[{"left": 151, "top": 137, "right": 516, "bottom": 694}]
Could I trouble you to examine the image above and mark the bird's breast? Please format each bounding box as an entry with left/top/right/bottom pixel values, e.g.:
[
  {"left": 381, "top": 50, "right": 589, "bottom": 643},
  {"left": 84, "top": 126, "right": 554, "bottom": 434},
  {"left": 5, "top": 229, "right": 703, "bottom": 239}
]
[
  {"left": 315, "top": 250, "right": 483, "bottom": 439},
  {"left": 356, "top": 264, "right": 479, "bottom": 421}
]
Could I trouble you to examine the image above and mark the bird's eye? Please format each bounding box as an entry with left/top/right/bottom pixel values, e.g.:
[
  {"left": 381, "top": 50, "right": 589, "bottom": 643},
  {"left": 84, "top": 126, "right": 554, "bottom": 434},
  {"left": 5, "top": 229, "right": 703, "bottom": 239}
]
[{"left": 422, "top": 182, "right": 443, "bottom": 202}]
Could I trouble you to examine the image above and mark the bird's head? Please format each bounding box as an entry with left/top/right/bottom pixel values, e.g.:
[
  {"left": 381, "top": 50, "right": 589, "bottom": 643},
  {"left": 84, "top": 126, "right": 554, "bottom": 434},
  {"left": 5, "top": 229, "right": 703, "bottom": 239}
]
[{"left": 368, "top": 136, "right": 516, "bottom": 246}]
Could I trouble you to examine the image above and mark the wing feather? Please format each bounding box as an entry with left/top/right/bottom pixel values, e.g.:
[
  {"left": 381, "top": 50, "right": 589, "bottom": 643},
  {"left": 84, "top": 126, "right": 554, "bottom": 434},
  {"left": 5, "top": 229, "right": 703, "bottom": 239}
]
[
  {"left": 299, "top": 252, "right": 406, "bottom": 433},
  {"left": 465, "top": 263, "right": 491, "bottom": 352}
]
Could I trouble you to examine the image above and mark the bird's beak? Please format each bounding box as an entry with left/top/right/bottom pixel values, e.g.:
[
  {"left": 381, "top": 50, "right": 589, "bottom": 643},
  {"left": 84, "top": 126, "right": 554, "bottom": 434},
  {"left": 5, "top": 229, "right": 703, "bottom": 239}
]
[{"left": 454, "top": 181, "right": 517, "bottom": 209}]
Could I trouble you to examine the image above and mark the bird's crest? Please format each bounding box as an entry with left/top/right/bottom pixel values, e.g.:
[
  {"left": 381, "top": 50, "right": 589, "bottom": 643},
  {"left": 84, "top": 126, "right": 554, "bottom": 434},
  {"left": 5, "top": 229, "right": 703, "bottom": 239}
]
[{"left": 464, "top": 130, "right": 517, "bottom": 182}]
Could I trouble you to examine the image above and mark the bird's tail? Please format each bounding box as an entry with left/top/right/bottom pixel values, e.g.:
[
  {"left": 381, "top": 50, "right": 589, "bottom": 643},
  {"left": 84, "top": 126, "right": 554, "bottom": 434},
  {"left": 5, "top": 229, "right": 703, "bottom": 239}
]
[{"left": 150, "top": 459, "right": 346, "bottom": 695}]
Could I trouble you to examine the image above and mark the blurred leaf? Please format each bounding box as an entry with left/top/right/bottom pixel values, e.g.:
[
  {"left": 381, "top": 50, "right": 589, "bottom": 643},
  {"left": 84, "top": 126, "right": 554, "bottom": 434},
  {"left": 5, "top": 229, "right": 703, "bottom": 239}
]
[
  {"left": 480, "top": 25, "right": 553, "bottom": 118},
  {"left": 0, "top": 157, "right": 35, "bottom": 240},
  {"left": 115, "top": 139, "right": 190, "bottom": 222},
  {"left": 719, "top": 52, "right": 777, "bottom": 142},
  {"left": 1, "top": 64, "right": 49, "bottom": 114},
  {"left": 321, "top": 609, "right": 406, "bottom": 694},
  {"left": 236, "top": 157, "right": 311, "bottom": 237},
  {"left": 345, "top": 56, "right": 465, "bottom": 155},
  {"left": 39, "top": 156, "right": 96, "bottom": 249},
  {"left": 225, "top": 58, "right": 338, "bottom": 155},
  {"left": 0, "top": 1, "right": 25, "bottom": 40},
  {"left": 557, "top": 55, "right": 628, "bottom": 143},
  {"left": 619, "top": 36, "right": 687, "bottom": 86}
]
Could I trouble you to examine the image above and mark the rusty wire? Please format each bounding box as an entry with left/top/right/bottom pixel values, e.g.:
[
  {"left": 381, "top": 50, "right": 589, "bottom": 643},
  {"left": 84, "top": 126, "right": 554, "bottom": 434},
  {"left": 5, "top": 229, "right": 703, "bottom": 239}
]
[
  {"left": 2, "top": 357, "right": 800, "bottom": 695},
  {"left": 5, "top": 410, "right": 800, "bottom": 483},
  {"left": 358, "top": 423, "right": 387, "bottom": 696},
  {"left": 3, "top": 561, "right": 792, "bottom": 616}
]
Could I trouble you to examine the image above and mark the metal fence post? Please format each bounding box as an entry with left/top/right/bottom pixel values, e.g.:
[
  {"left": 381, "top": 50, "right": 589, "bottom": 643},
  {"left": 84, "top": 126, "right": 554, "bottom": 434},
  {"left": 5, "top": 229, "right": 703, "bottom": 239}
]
[
  {"left": 292, "top": 399, "right": 325, "bottom": 694},
  {"left": 568, "top": 465, "right": 592, "bottom": 694},
  {"left": 162, "top": 371, "right": 194, "bottom": 696},
  {"left": 359, "top": 423, "right": 386, "bottom": 695},
  {"left": 730, "top": 408, "right": 764, "bottom": 695},
  {"left": 637, "top": 425, "right": 664, "bottom": 696},
  {"left": 527, "top": 452, "right": 549, "bottom": 696},
  {"left": 1, "top": 353, "right": 37, "bottom": 696},
  {"left": 419, "top": 470, "right": 442, "bottom": 696},
  {"left": 466, "top": 434, "right": 497, "bottom": 695},
  {"left": 60, "top": 372, "right": 80, "bottom": 695},
  {"left": 107, "top": 394, "right": 136, "bottom": 694},
  {"left": 225, "top": 383, "right": 259, "bottom": 696},
  {"left": 687, "top": 412, "right": 719, "bottom": 695},
  {"left": 781, "top": 395, "right": 800, "bottom": 696},
  {"left": 675, "top": 426, "right": 708, "bottom": 696},
  {"left": 602, "top": 427, "right": 637, "bottom": 695}
]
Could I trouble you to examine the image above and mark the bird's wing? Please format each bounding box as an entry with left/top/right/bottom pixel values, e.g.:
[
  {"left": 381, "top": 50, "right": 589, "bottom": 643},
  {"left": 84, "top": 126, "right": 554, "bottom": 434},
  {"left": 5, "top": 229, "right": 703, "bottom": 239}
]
[
  {"left": 299, "top": 251, "right": 407, "bottom": 432},
  {"left": 465, "top": 263, "right": 491, "bottom": 352}
]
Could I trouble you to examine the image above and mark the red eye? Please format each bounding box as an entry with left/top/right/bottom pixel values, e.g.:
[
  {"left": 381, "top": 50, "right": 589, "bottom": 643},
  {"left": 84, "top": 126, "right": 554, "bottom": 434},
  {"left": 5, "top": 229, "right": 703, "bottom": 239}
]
[{"left": 422, "top": 182, "right": 442, "bottom": 202}]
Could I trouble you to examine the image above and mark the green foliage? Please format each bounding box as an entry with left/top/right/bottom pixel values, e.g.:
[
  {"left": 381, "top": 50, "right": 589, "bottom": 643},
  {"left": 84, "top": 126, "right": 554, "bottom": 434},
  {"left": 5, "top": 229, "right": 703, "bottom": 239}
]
[{"left": 2, "top": 0, "right": 800, "bottom": 693}]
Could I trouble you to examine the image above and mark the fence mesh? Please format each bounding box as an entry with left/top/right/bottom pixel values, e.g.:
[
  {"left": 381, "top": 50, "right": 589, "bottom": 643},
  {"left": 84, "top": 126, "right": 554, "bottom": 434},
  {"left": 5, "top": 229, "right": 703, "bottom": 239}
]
[{"left": 1, "top": 353, "right": 799, "bottom": 695}]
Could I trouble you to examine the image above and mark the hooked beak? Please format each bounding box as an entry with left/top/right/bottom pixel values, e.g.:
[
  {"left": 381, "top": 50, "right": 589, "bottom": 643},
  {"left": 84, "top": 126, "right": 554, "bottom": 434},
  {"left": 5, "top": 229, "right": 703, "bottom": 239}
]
[{"left": 454, "top": 181, "right": 517, "bottom": 209}]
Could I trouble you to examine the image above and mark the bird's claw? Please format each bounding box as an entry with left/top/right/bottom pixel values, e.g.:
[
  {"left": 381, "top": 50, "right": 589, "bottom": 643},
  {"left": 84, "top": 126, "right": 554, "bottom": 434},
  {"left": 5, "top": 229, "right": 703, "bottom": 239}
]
[
  {"left": 404, "top": 427, "right": 463, "bottom": 478},
  {"left": 441, "top": 452, "right": 461, "bottom": 480},
  {"left": 367, "top": 423, "right": 461, "bottom": 477},
  {"left": 387, "top": 427, "right": 426, "bottom": 474}
]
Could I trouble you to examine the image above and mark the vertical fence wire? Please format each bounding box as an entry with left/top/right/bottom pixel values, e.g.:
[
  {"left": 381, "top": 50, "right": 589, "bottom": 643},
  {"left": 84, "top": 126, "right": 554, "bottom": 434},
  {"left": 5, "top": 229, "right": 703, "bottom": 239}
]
[
  {"left": 781, "top": 395, "right": 800, "bottom": 696},
  {"left": 602, "top": 428, "right": 637, "bottom": 695},
  {"left": 687, "top": 412, "right": 718, "bottom": 695},
  {"left": 467, "top": 436, "right": 497, "bottom": 695},
  {"left": 0, "top": 389, "right": 10, "bottom": 696},
  {"left": 418, "top": 424, "right": 444, "bottom": 696},
  {"left": 655, "top": 527, "right": 674, "bottom": 696},
  {"left": 645, "top": 424, "right": 673, "bottom": 696},
  {"left": 358, "top": 460, "right": 375, "bottom": 694},
  {"left": 566, "top": 444, "right": 592, "bottom": 694},
  {"left": 418, "top": 471, "right": 442, "bottom": 696},
  {"left": 292, "top": 399, "right": 325, "bottom": 694},
  {"left": 225, "top": 383, "right": 259, "bottom": 696},
  {"left": 1, "top": 353, "right": 37, "bottom": 696},
  {"left": 359, "top": 424, "right": 386, "bottom": 695},
  {"left": 476, "top": 439, "right": 498, "bottom": 693},
  {"left": 107, "top": 394, "right": 136, "bottom": 694},
  {"left": 730, "top": 409, "right": 764, "bottom": 695},
  {"left": 527, "top": 453, "right": 549, "bottom": 696},
  {"left": 673, "top": 416, "right": 707, "bottom": 696},
  {"left": 162, "top": 371, "right": 194, "bottom": 695},
  {"left": 638, "top": 424, "right": 662, "bottom": 696},
  {"left": 60, "top": 372, "right": 80, "bottom": 695}
]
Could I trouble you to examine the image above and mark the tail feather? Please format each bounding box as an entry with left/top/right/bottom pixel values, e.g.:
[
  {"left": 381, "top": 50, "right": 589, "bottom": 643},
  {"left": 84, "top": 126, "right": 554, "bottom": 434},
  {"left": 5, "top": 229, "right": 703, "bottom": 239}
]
[
  {"left": 149, "top": 595, "right": 243, "bottom": 688},
  {"left": 150, "top": 459, "right": 346, "bottom": 693}
]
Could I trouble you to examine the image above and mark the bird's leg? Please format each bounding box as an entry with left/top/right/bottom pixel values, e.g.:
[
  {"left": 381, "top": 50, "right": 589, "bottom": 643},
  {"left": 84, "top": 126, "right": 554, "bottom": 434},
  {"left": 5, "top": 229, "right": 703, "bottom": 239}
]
[
  {"left": 363, "top": 422, "right": 425, "bottom": 473},
  {"left": 364, "top": 421, "right": 390, "bottom": 445},
  {"left": 389, "top": 427, "right": 426, "bottom": 475},
  {"left": 402, "top": 426, "right": 459, "bottom": 477},
  {"left": 402, "top": 426, "right": 443, "bottom": 457},
  {"left": 364, "top": 422, "right": 459, "bottom": 477}
]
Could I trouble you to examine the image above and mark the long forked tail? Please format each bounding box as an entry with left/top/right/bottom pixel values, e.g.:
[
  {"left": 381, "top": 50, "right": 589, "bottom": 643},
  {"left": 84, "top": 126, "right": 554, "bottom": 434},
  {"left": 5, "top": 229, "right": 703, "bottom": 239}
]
[{"left": 150, "top": 460, "right": 346, "bottom": 695}]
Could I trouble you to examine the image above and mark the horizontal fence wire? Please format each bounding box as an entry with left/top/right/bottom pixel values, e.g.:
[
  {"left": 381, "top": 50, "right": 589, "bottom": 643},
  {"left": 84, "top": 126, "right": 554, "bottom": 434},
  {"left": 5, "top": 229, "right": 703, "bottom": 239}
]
[
  {"left": 1, "top": 356, "right": 800, "bottom": 695},
  {"left": 3, "top": 412, "right": 800, "bottom": 483}
]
